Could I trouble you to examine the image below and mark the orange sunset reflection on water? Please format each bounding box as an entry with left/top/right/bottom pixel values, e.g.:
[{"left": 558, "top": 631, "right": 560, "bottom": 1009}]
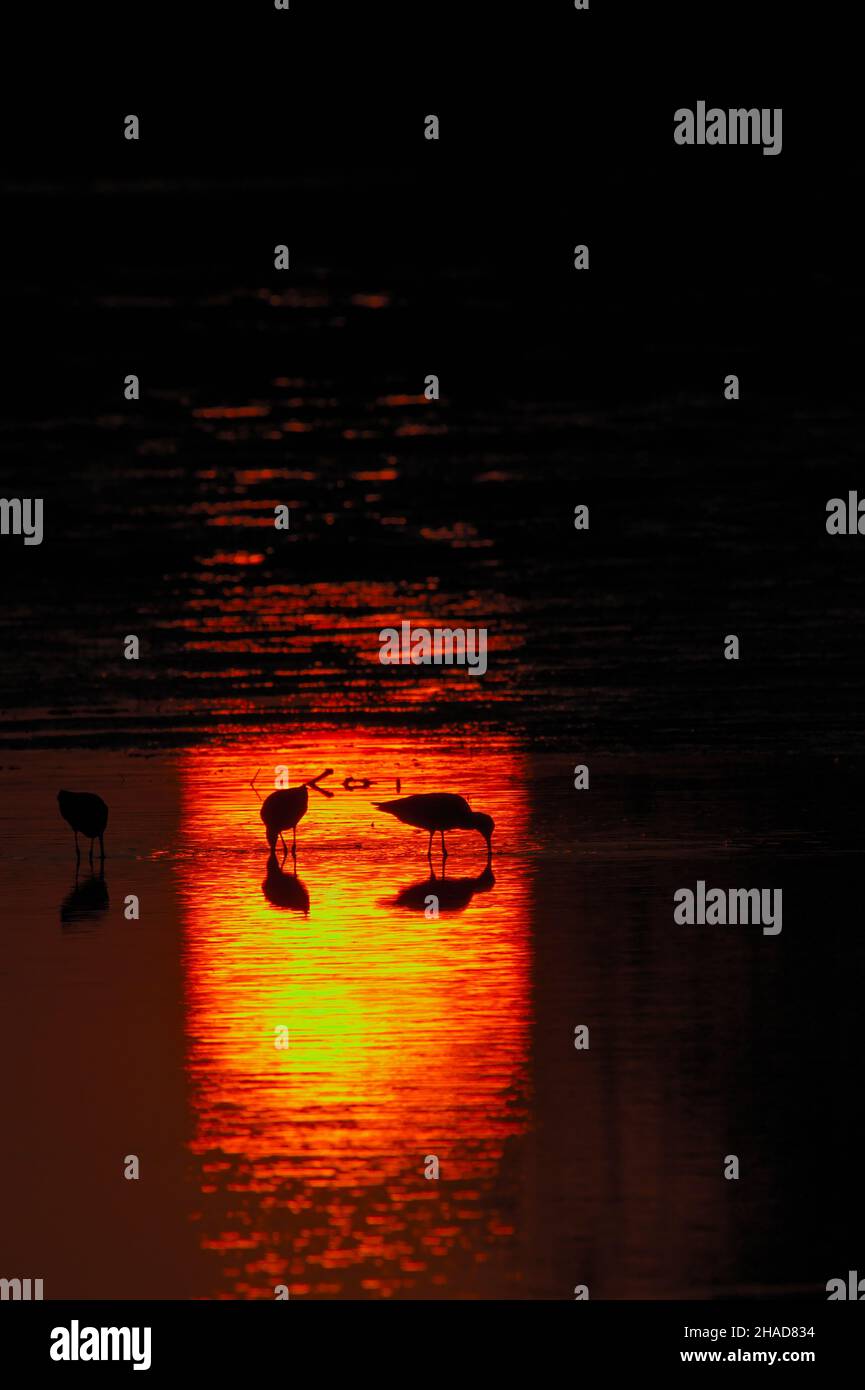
[{"left": 177, "top": 732, "right": 532, "bottom": 1297}]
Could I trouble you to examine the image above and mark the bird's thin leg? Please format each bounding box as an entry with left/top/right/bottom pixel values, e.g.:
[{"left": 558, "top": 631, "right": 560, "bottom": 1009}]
[
  {"left": 279, "top": 833, "right": 288, "bottom": 855},
  {"left": 440, "top": 830, "right": 448, "bottom": 860},
  {"left": 427, "top": 831, "right": 433, "bottom": 862},
  {"left": 74, "top": 830, "right": 80, "bottom": 862},
  {"left": 292, "top": 825, "right": 297, "bottom": 860},
  {"left": 99, "top": 833, "right": 105, "bottom": 861}
]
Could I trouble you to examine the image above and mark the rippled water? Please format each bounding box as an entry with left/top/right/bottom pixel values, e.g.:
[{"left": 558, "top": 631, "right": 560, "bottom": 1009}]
[
  {"left": 2, "top": 146, "right": 863, "bottom": 1300},
  {"left": 1, "top": 733, "right": 861, "bottom": 1298},
  {"left": 179, "top": 737, "right": 531, "bottom": 1298},
  {"left": 2, "top": 177, "right": 862, "bottom": 754}
]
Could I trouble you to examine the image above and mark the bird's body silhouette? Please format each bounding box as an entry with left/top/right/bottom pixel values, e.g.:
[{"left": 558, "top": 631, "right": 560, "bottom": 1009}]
[
  {"left": 57, "top": 790, "right": 108, "bottom": 864},
  {"left": 374, "top": 793, "right": 494, "bottom": 862},
  {"left": 261, "top": 785, "right": 309, "bottom": 859}
]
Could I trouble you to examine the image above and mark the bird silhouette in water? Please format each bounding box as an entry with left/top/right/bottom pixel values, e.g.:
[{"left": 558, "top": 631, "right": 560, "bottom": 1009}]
[
  {"left": 260, "top": 785, "right": 308, "bottom": 861},
  {"left": 61, "top": 867, "right": 110, "bottom": 926},
  {"left": 57, "top": 790, "right": 108, "bottom": 864},
  {"left": 255, "top": 767, "right": 333, "bottom": 862},
  {"left": 374, "top": 793, "right": 494, "bottom": 864},
  {"left": 262, "top": 851, "right": 310, "bottom": 914},
  {"left": 393, "top": 865, "right": 495, "bottom": 914}
]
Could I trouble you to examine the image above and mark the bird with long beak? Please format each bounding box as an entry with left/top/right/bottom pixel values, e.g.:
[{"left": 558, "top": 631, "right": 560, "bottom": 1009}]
[{"left": 374, "top": 793, "right": 494, "bottom": 863}]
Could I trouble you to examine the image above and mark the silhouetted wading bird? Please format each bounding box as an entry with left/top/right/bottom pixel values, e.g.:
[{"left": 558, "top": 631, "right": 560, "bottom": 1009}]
[
  {"left": 374, "top": 793, "right": 494, "bottom": 863},
  {"left": 260, "top": 785, "right": 309, "bottom": 860},
  {"left": 57, "top": 790, "right": 108, "bottom": 864},
  {"left": 254, "top": 768, "right": 333, "bottom": 861}
]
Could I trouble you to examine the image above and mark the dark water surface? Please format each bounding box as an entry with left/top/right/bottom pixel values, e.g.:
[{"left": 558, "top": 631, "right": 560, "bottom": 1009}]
[
  {"left": 1, "top": 96, "right": 863, "bottom": 1300},
  {"left": 1, "top": 150, "right": 863, "bottom": 754}
]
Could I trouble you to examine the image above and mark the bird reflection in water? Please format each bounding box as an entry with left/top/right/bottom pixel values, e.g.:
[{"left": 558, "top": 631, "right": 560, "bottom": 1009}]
[
  {"left": 60, "top": 866, "right": 109, "bottom": 927},
  {"left": 261, "top": 850, "right": 310, "bottom": 915},
  {"left": 392, "top": 864, "right": 496, "bottom": 915}
]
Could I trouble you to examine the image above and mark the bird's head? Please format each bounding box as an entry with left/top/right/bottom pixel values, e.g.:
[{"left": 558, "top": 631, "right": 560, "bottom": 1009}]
[{"left": 471, "top": 812, "right": 495, "bottom": 855}]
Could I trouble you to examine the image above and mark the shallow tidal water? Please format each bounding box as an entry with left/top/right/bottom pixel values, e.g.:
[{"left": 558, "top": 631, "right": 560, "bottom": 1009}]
[{"left": 1, "top": 732, "right": 861, "bottom": 1299}]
